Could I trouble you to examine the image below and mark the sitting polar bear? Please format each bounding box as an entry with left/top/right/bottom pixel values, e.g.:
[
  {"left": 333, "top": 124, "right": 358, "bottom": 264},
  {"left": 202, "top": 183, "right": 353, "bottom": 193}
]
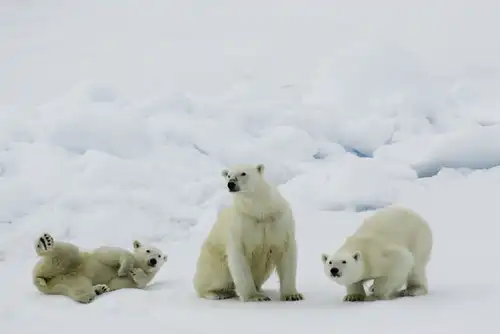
[
  {"left": 33, "top": 233, "right": 167, "bottom": 303},
  {"left": 321, "top": 206, "right": 432, "bottom": 302},
  {"left": 193, "top": 164, "right": 303, "bottom": 302}
]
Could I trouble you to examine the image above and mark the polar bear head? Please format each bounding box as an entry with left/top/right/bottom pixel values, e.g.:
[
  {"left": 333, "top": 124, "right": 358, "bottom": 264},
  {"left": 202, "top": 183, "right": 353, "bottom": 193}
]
[
  {"left": 221, "top": 164, "right": 265, "bottom": 194},
  {"left": 133, "top": 240, "right": 168, "bottom": 273},
  {"left": 321, "top": 250, "right": 364, "bottom": 286}
]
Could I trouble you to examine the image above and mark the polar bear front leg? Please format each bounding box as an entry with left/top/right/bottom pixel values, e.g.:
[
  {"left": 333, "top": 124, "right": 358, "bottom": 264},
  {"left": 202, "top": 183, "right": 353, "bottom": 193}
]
[
  {"left": 117, "top": 255, "right": 134, "bottom": 277},
  {"left": 368, "top": 247, "right": 414, "bottom": 301},
  {"left": 227, "top": 238, "right": 269, "bottom": 302},
  {"left": 343, "top": 282, "right": 366, "bottom": 302},
  {"left": 130, "top": 268, "right": 153, "bottom": 289},
  {"left": 275, "top": 238, "right": 303, "bottom": 301}
]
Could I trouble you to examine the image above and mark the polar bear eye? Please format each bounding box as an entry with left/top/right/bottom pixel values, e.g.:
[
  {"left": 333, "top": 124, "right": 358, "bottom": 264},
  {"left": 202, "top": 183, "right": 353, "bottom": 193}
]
[
  {"left": 328, "top": 261, "right": 332, "bottom": 265},
  {"left": 157, "top": 255, "right": 161, "bottom": 258},
  {"left": 146, "top": 250, "right": 150, "bottom": 253},
  {"left": 240, "top": 172, "right": 246, "bottom": 176},
  {"left": 342, "top": 260, "right": 347, "bottom": 264}
]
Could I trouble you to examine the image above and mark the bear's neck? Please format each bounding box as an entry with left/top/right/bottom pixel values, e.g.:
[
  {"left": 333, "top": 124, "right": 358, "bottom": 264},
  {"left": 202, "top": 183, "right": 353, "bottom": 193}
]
[{"left": 232, "top": 184, "right": 285, "bottom": 221}]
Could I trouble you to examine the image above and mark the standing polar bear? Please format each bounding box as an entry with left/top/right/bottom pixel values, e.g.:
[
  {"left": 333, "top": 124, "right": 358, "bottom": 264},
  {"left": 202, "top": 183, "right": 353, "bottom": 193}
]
[
  {"left": 193, "top": 164, "right": 303, "bottom": 302},
  {"left": 33, "top": 233, "right": 167, "bottom": 303},
  {"left": 321, "top": 206, "right": 432, "bottom": 302}
]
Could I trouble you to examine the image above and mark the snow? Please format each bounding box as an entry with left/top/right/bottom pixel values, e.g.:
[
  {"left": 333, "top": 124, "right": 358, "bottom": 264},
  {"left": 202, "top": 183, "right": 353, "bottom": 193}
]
[
  {"left": 1, "top": 0, "right": 499, "bottom": 333},
  {"left": 411, "top": 124, "right": 500, "bottom": 177}
]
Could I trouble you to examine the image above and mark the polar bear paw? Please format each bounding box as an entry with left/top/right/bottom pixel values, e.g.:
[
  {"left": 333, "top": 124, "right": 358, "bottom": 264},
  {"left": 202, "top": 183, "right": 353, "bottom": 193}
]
[
  {"left": 343, "top": 294, "right": 366, "bottom": 302},
  {"left": 36, "top": 233, "right": 54, "bottom": 255},
  {"left": 399, "top": 287, "right": 427, "bottom": 297},
  {"left": 93, "top": 284, "right": 110, "bottom": 296},
  {"left": 35, "top": 277, "right": 47, "bottom": 286},
  {"left": 205, "top": 290, "right": 237, "bottom": 300},
  {"left": 281, "top": 292, "right": 304, "bottom": 301},
  {"left": 246, "top": 292, "right": 271, "bottom": 302},
  {"left": 130, "top": 268, "right": 149, "bottom": 288},
  {"left": 73, "top": 291, "right": 96, "bottom": 304}
]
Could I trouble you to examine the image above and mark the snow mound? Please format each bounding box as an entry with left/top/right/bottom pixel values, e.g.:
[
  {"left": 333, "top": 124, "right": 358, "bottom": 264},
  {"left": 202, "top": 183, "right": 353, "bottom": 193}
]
[
  {"left": 412, "top": 125, "right": 500, "bottom": 177},
  {"left": 281, "top": 155, "right": 417, "bottom": 212}
]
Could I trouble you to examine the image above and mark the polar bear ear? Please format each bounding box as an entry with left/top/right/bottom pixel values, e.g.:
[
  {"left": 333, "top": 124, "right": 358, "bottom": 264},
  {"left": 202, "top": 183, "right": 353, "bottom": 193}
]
[
  {"left": 256, "top": 164, "right": 265, "bottom": 174},
  {"left": 353, "top": 251, "right": 361, "bottom": 261},
  {"left": 321, "top": 253, "right": 328, "bottom": 263},
  {"left": 133, "top": 240, "right": 142, "bottom": 249},
  {"left": 221, "top": 169, "right": 229, "bottom": 178}
]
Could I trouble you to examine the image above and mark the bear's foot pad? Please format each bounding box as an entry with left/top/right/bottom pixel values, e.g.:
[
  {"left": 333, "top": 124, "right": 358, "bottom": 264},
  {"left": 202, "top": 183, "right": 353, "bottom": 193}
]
[
  {"left": 343, "top": 294, "right": 366, "bottom": 302},
  {"left": 281, "top": 293, "right": 304, "bottom": 301},
  {"left": 94, "top": 284, "right": 110, "bottom": 296},
  {"left": 205, "top": 290, "right": 237, "bottom": 300},
  {"left": 37, "top": 233, "right": 54, "bottom": 253}
]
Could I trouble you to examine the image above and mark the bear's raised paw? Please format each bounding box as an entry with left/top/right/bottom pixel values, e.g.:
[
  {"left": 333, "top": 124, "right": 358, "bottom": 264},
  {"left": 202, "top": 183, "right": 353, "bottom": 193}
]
[
  {"left": 36, "top": 233, "right": 54, "bottom": 254},
  {"left": 94, "top": 284, "right": 110, "bottom": 296}
]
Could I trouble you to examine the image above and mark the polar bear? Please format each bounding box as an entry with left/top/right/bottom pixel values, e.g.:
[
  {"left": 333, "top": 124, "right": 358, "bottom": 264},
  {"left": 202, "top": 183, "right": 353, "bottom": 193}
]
[
  {"left": 93, "top": 240, "right": 168, "bottom": 281},
  {"left": 92, "top": 240, "right": 168, "bottom": 288},
  {"left": 33, "top": 233, "right": 167, "bottom": 303},
  {"left": 193, "top": 164, "right": 303, "bottom": 302},
  {"left": 321, "top": 206, "right": 432, "bottom": 302}
]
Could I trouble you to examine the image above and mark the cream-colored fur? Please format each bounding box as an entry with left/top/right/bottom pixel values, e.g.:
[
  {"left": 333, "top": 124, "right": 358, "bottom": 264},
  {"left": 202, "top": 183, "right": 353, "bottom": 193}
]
[
  {"left": 193, "top": 164, "right": 303, "bottom": 302},
  {"left": 322, "top": 206, "right": 432, "bottom": 302},
  {"left": 33, "top": 234, "right": 167, "bottom": 303}
]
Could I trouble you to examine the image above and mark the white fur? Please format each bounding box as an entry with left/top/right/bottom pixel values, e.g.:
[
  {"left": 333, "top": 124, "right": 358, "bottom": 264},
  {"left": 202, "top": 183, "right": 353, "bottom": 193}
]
[
  {"left": 33, "top": 234, "right": 168, "bottom": 303},
  {"left": 322, "top": 206, "right": 433, "bottom": 301},
  {"left": 92, "top": 240, "right": 168, "bottom": 287},
  {"left": 193, "top": 164, "right": 303, "bottom": 302}
]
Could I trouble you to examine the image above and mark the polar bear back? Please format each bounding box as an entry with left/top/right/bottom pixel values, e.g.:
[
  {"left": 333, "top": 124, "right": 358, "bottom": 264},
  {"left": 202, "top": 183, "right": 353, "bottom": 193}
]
[{"left": 353, "top": 206, "right": 432, "bottom": 257}]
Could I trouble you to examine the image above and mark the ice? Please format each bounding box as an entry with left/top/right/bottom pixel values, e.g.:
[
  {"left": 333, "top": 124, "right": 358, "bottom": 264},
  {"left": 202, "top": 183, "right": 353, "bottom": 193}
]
[{"left": 1, "top": 0, "right": 500, "bottom": 333}]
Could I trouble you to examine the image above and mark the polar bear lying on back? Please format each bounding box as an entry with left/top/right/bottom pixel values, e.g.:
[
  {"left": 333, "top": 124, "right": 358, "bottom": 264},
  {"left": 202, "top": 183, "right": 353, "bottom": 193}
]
[
  {"left": 93, "top": 240, "right": 168, "bottom": 286},
  {"left": 322, "top": 206, "right": 433, "bottom": 302},
  {"left": 33, "top": 234, "right": 168, "bottom": 303},
  {"left": 193, "top": 164, "right": 303, "bottom": 302}
]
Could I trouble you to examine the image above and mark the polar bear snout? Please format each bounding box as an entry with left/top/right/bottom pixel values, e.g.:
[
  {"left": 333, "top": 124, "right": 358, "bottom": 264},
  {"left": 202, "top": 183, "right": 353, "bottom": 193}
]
[
  {"left": 330, "top": 267, "right": 341, "bottom": 277},
  {"left": 227, "top": 180, "right": 240, "bottom": 192},
  {"left": 148, "top": 258, "right": 157, "bottom": 267}
]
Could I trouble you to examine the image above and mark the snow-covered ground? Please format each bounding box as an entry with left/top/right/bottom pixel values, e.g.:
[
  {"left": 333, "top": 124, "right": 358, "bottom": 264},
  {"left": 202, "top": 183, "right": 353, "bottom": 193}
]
[{"left": 1, "top": 1, "right": 499, "bottom": 333}]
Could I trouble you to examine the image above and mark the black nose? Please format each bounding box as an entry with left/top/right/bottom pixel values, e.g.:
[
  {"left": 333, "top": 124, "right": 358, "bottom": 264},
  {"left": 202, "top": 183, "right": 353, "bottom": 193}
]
[
  {"left": 148, "top": 258, "right": 157, "bottom": 266},
  {"left": 227, "top": 181, "right": 236, "bottom": 191},
  {"left": 330, "top": 267, "right": 339, "bottom": 275}
]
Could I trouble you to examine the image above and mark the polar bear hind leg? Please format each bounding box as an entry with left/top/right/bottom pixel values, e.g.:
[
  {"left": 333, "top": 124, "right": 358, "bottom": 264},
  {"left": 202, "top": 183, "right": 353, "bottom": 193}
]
[
  {"left": 39, "top": 275, "right": 98, "bottom": 303},
  {"left": 193, "top": 247, "right": 239, "bottom": 300},
  {"left": 400, "top": 265, "right": 428, "bottom": 297}
]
